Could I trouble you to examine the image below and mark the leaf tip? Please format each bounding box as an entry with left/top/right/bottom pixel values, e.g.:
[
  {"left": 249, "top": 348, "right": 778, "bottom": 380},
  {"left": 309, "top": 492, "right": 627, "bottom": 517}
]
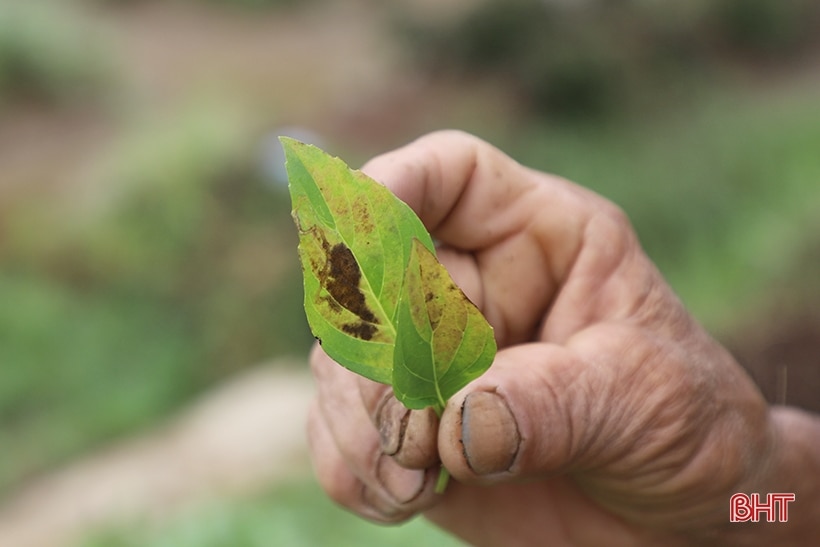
[{"left": 278, "top": 135, "right": 303, "bottom": 155}]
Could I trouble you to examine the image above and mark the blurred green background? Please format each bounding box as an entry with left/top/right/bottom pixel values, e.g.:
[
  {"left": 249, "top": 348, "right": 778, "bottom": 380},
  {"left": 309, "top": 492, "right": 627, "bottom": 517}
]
[{"left": 1, "top": 0, "right": 818, "bottom": 545}]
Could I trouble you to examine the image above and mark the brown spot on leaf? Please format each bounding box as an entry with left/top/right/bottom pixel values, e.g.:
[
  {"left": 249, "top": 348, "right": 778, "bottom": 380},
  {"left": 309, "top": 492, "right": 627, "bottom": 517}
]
[
  {"left": 342, "top": 322, "right": 378, "bottom": 341},
  {"left": 418, "top": 254, "right": 445, "bottom": 330},
  {"left": 314, "top": 236, "right": 380, "bottom": 340},
  {"left": 351, "top": 196, "right": 375, "bottom": 235},
  {"left": 325, "top": 243, "right": 377, "bottom": 323}
]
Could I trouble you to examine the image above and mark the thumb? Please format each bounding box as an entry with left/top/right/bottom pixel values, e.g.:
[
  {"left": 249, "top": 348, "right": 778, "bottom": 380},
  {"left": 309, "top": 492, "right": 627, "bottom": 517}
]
[{"left": 437, "top": 342, "right": 595, "bottom": 481}]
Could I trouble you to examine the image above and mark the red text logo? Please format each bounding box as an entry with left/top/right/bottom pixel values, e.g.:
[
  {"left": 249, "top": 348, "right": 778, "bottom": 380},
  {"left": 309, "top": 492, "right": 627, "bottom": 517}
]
[{"left": 730, "top": 493, "right": 795, "bottom": 523}]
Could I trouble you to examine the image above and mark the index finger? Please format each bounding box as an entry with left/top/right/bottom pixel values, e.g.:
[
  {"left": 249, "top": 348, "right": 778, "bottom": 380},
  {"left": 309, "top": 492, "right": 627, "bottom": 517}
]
[
  {"left": 362, "top": 130, "right": 585, "bottom": 259},
  {"left": 361, "top": 130, "right": 618, "bottom": 346}
]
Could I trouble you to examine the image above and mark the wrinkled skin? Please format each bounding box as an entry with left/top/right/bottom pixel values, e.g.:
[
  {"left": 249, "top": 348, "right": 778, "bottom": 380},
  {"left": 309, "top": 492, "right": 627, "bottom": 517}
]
[{"left": 306, "top": 131, "right": 820, "bottom": 546}]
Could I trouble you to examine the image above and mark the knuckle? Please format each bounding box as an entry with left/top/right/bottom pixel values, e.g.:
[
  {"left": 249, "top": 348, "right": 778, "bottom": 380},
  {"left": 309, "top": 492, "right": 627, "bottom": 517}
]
[
  {"left": 361, "top": 486, "right": 416, "bottom": 523},
  {"left": 593, "top": 199, "right": 635, "bottom": 241},
  {"left": 314, "top": 451, "right": 362, "bottom": 512},
  {"left": 419, "top": 128, "right": 475, "bottom": 144},
  {"left": 583, "top": 199, "right": 641, "bottom": 266}
]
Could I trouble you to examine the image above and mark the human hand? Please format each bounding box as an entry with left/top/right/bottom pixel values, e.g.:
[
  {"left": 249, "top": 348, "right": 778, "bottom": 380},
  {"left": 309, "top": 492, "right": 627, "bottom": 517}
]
[{"left": 306, "top": 131, "right": 816, "bottom": 545}]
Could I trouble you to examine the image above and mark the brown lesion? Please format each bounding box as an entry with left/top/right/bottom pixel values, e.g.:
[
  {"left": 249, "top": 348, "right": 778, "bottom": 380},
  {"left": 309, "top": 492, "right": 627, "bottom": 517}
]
[
  {"left": 350, "top": 195, "right": 375, "bottom": 236},
  {"left": 342, "top": 322, "right": 378, "bottom": 340},
  {"left": 324, "top": 243, "right": 377, "bottom": 322},
  {"left": 307, "top": 226, "right": 380, "bottom": 341},
  {"left": 417, "top": 251, "right": 445, "bottom": 331}
]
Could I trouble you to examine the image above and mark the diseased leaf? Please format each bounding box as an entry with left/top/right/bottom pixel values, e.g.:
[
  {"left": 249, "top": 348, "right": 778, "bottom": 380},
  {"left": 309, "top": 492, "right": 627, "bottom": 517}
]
[
  {"left": 393, "top": 239, "right": 497, "bottom": 411},
  {"left": 282, "top": 137, "right": 497, "bottom": 493},
  {"left": 281, "top": 137, "right": 434, "bottom": 384}
]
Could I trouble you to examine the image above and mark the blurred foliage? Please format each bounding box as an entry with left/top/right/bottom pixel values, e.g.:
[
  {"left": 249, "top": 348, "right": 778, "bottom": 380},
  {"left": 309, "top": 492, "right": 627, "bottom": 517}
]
[
  {"left": 201, "top": 0, "right": 307, "bottom": 10},
  {"left": 0, "top": 1, "right": 116, "bottom": 108},
  {"left": 0, "top": 103, "right": 312, "bottom": 492},
  {"left": 82, "top": 479, "right": 465, "bottom": 547},
  {"left": 396, "top": 0, "right": 820, "bottom": 119},
  {"left": 83, "top": 0, "right": 312, "bottom": 10},
  {"left": 506, "top": 82, "right": 820, "bottom": 331},
  {"left": 712, "top": 0, "right": 819, "bottom": 53}
]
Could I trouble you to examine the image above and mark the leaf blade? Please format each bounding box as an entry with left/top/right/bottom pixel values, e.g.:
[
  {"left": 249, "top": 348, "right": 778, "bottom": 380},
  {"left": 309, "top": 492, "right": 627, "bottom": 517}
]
[
  {"left": 393, "top": 239, "right": 497, "bottom": 410},
  {"left": 282, "top": 138, "right": 434, "bottom": 384}
]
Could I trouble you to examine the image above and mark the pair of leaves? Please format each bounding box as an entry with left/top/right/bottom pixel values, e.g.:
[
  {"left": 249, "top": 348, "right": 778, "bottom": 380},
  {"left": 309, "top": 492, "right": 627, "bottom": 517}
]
[{"left": 281, "top": 137, "right": 496, "bottom": 412}]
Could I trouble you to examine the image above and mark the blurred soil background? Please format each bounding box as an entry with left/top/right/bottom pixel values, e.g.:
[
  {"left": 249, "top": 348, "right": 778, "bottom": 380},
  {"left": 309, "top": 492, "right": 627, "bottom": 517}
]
[{"left": 0, "top": 0, "right": 818, "bottom": 545}]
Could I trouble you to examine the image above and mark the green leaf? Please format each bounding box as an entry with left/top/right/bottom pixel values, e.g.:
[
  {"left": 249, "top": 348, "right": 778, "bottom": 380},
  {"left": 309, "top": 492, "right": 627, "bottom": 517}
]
[
  {"left": 281, "top": 137, "right": 434, "bottom": 384},
  {"left": 282, "top": 137, "right": 497, "bottom": 493},
  {"left": 282, "top": 137, "right": 496, "bottom": 430},
  {"left": 393, "top": 239, "right": 497, "bottom": 411}
]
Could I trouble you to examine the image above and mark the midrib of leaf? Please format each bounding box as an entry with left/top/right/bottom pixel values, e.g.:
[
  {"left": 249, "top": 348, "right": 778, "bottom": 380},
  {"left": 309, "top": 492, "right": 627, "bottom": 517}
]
[
  {"left": 433, "top": 322, "right": 466, "bottom": 387},
  {"left": 333, "top": 182, "right": 395, "bottom": 341},
  {"left": 402, "top": 333, "right": 447, "bottom": 411},
  {"left": 431, "top": 338, "right": 447, "bottom": 413},
  {"left": 286, "top": 150, "right": 336, "bottom": 231},
  {"left": 442, "top": 323, "right": 488, "bottom": 392},
  {"left": 358, "top": 187, "right": 389, "bottom": 310}
]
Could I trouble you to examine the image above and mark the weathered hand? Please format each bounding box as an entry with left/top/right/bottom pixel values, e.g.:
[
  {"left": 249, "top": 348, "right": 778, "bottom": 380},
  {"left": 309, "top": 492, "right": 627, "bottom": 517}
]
[{"left": 306, "top": 131, "right": 818, "bottom": 545}]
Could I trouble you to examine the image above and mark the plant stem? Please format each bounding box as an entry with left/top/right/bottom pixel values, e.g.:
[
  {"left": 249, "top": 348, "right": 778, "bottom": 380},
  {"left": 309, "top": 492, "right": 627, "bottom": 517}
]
[
  {"left": 432, "top": 402, "right": 450, "bottom": 493},
  {"left": 435, "top": 466, "right": 450, "bottom": 494}
]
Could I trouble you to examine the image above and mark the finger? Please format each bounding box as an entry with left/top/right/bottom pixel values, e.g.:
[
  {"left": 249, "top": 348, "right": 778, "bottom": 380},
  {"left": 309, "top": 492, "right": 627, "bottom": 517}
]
[
  {"left": 359, "top": 380, "right": 440, "bottom": 469},
  {"left": 360, "top": 130, "right": 629, "bottom": 345},
  {"left": 360, "top": 131, "right": 565, "bottom": 346},
  {"left": 436, "top": 324, "right": 720, "bottom": 489},
  {"left": 308, "top": 400, "right": 419, "bottom": 523},
  {"left": 307, "top": 400, "right": 365, "bottom": 515},
  {"left": 438, "top": 344, "right": 571, "bottom": 482},
  {"left": 361, "top": 130, "right": 587, "bottom": 257},
  {"left": 438, "top": 343, "right": 640, "bottom": 483},
  {"left": 310, "top": 344, "right": 440, "bottom": 514},
  {"left": 349, "top": 306, "right": 444, "bottom": 469},
  {"left": 314, "top": 344, "right": 438, "bottom": 468}
]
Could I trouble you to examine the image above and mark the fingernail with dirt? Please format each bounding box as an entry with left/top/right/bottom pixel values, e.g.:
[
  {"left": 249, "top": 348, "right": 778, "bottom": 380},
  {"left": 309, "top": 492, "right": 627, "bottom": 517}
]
[
  {"left": 393, "top": 407, "right": 439, "bottom": 469},
  {"left": 461, "top": 391, "right": 520, "bottom": 475},
  {"left": 376, "top": 396, "right": 410, "bottom": 455},
  {"left": 376, "top": 454, "right": 426, "bottom": 504}
]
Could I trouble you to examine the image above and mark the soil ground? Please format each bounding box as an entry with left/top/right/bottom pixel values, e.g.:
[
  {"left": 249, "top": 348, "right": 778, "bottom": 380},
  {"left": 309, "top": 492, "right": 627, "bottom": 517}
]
[{"left": 0, "top": 363, "right": 315, "bottom": 547}]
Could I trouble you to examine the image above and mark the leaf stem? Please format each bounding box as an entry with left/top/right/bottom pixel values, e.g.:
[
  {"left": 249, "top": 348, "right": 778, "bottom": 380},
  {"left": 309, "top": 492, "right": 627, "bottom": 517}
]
[
  {"left": 435, "top": 466, "right": 450, "bottom": 494},
  {"left": 432, "top": 402, "right": 450, "bottom": 493}
]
